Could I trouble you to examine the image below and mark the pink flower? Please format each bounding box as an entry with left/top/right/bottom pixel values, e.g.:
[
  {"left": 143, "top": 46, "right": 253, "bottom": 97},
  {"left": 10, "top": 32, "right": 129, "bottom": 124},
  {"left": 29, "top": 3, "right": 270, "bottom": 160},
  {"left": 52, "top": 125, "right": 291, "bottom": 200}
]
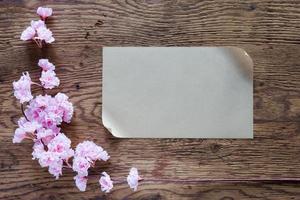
[
  {"left": 75, "top": 141, "right": 110, "bottom": 162},
  {"left": 13, "top": 118, "right": 41, "bottom": 143},
  {"left": 20, "top": 26, "right": 35, "bottom": 41},
  {"left": 36, "top": 26, "right": 55, "bottom": 43},
  {"left": 13, "top": 72, "right": 33, "bottom": 103},
  {"left": 33, "top": 94, "right": 52, "bottom": 108},
  {"left": 40, "top": 70, "right": 59, "bottom": 89},
  {"left": 72, "top": 156, "right": 90, "bottom": 177},
  {"left": 25, "top": 94, "right": 73, "bottom": 128},
  {"left": 33, "top": 133, "right": 74, "bottom": 179},
  {"left": 19, "top": 118, "right": 41, "bottom": 133},
  {"left": 74, "top": 175, "right": 87, "bottom": 192},
  {"left": 17, "top": 117, "right": 27, "bottom": 127},
  {"left": 31, "top": 20, "right": 46, "bottom": 30},
  {"left": 55, "top": 93, "right": 74, "bottom": 123},
  {"left": 127, "top": 167, "right": 141, "bottom": 191},
  {"left": 36, "top": 128, "right": 56, "bottom": 144},
  {"left": 37, "top": 7, "right": 53, "bottom": 20},
  {"left": 55, "top": 92, "right": 68, "bottom": 103},
  {"left": 99, "top": 151, "right": 110, "bottom": 162},
  {"left": 32, "top": 141, "right": 45, "bottom": 160},
  {"left": 48, "top": 159, "right": 63, "bottom": 179},
  {"left": 99, "top": 172, "right": 113, "bottom": 193},
  {"left": 38, "top": 59, "right": 55, "bottom": 71},
  {"left": 13, "top": 128, "right": 27, "bottom": 143},
  {"left": 25, "top": 94, "right": 61, "bottom": 127},
  {"left": 47, "top": 133, "right": 74, "bottom": 160},
  {"left": 37, "top": 151, "right": 60, "bottom": 167}
]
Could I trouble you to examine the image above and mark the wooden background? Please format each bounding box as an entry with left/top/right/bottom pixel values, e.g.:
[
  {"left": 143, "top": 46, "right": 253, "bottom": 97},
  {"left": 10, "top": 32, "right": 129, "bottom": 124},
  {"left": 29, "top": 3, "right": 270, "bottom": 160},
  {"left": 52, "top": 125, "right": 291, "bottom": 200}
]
[{"left": 0, "top": 0, "right": 300, "bottom": 199}]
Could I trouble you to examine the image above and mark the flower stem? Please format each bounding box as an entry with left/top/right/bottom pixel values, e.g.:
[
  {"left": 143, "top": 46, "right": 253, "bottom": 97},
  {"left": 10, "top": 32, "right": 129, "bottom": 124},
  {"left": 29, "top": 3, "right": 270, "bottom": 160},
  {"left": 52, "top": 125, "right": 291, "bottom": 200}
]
[
  {"left": 63, "top": 165, "right": 72, "bottom": 169},
  {"left": 32, "top": 81, "right": 46, "bottom": 95},
  {"left": 33, "top": 38, "right": 42, "bottom": 48},
  {"left": 21, "top": 104, "right": 29, "bottom": 121},
  {"left": 64, "top": 159, "right": 72, "bottom": 168},
  {"left": 31, "top": 82, "right": 42, "bottom": 87}
]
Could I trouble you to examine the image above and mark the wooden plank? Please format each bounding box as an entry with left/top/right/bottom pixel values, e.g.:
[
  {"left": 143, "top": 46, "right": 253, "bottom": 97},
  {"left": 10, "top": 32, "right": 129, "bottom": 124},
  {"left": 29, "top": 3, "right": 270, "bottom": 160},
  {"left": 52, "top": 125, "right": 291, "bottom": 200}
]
[
  {"left": 0, "top": 0, "right": 299, "bottom": 199},
  {"left": 1, "top": 180, "right": 300, "bottom": 200}
]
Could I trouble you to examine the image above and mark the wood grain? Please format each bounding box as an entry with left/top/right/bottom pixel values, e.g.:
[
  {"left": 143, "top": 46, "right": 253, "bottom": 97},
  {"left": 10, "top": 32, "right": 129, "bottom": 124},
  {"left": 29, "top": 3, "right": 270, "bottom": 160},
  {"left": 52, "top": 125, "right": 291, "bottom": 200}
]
[{"left": 0, "top": 0, "right": 300, "bottom": 199}]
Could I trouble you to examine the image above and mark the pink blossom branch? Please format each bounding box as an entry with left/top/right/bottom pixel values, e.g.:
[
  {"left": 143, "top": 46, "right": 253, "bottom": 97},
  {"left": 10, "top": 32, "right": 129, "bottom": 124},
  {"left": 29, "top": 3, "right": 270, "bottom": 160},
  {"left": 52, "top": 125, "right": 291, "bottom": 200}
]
[{"left": 15, "top": 6, "right": 142, "bottom": 193}]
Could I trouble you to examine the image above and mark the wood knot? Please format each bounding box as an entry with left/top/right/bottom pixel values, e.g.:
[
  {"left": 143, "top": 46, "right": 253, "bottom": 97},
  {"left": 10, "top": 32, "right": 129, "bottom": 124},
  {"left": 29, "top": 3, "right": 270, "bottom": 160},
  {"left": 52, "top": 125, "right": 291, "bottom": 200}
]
[
  {"left": 210, "top": 143, "right": 221, "bottom": 153},
  {"left": 95, "top": 20, "right": 104, "bottom": 27},
  {"left": 247, "top": 4, "right": 256, "bottom": 11},
  {"left": 84, "top": 32, "right": 90, "bottom": 39}
]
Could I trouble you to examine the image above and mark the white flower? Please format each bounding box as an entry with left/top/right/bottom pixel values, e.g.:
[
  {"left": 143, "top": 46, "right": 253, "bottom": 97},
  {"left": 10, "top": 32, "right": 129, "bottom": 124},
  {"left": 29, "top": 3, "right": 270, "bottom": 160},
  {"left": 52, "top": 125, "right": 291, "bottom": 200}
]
[
  {"left": 40, "top": 70, "right": 60, "bottom": 89},
  {"left": 127, "top": 167, "right": 141, "bottom": 191},
  {"left": 20, "top": 26, "right": 35, "bottom": 41},
  {"left": 37, "top": 7, "right": 53, "bottom": 20},
  {"left": 13, "top": 72, "right": 33, "bottom": 103},
  {"left": 99, "top": 172, "right": 113, "bottom": 193},
  {"left": 74, "top": 175, "right": 87, "bottom": 192},
  {"left": 36, "top": 26, "right": 55, "bottom": 43}
]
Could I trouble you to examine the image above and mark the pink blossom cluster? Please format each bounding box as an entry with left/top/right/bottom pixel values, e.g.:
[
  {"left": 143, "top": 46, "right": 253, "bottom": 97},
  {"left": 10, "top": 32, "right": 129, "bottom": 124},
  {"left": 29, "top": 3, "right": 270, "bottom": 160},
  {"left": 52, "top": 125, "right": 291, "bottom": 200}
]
[
  {"left": 13, "top": 59, "right": 75, "bottom": 180},
  {"left": 13, "top": 72, "right": 33, "bottom": 104},
  {"left": 20, "top": 7, "right": 54, "bottom": 47},
  {"left": 72, "top": 141, "right": 110, "bottom": 191},
  {"left": 14, "top": 6, "right": 142, "bottom": 193},
  {"left": 39, "top": 59, "right": 60, "bottom": 89},
  {"left": 13, "top": 59, "right": 60, "bottom": 104}
]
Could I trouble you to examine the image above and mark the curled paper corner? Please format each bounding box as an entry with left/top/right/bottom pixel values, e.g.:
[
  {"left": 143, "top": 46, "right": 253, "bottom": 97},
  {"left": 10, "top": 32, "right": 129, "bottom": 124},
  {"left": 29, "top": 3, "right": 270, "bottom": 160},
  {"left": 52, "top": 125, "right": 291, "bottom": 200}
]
[
  {"left": 225, "top": 46, "right": 254, "bottom": 80},
  {"left": 102, "top": 111, "right": 121, "bottom": 138}
]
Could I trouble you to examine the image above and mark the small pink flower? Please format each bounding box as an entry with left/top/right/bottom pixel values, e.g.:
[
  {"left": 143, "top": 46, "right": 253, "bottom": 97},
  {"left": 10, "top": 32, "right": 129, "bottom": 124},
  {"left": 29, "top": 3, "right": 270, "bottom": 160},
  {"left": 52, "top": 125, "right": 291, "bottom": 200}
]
[
  {"left": 48, "top": 159, "right": 63, "bottom": 179},
  {"left": 20, "top": 26, "right": 35, "bottom": 41},
  {"left": 40, "top": 70, "right": 59, "bottom": 89},
  {"left": 41, "top": 112, "right": 61, "bottom": 128},
  {"left": 55, "top": 93, "right": 74, "bottom": 123},
  {"left": 31, "top": 20, "right": 46, "bottom": 30},
  {"left": 38, "top": 151, "right": 60, "bottom": 167},
  {"left": 99, "top": 172, "right": 113, "bottom": 193},
  {"left": 36, "top": 26, "right": 55, "bottom": 43},
  {"left": 99, "top": 150, "right": 110, "bottom": 162},
  {"left": 13, "top": 128, "right": 27, "bottom": 143},
  {"left": 127, "top": 167, "right": 141, "bottom": 191},
  {"left": 74, "top": 175, "right": 87, "bottom": 192},
  {"left": 72, "top": 156, "right": 90, "bottom": 177},
  {"left": 75, "top": 141, "right": 110, "bottom": 162},
  {"left": 13, "top": 119, "right": 41, "bottom": 143},
  {"left": 32, "top": 141, "right": 45, "bottom": 160},
  {"left": 38, "top": 59, "right": 55, "bottom": 71},
  {"left": 55, "top": 92, "right": 68, "bottom": 103},
  {"left": 34, "top": 94, "right": 52, "bottom": 107},
  {"left": 19, "top": 119, "right": 41, "bottom": 133},
  {"left": 47, "top": 133, "right": 74, "bottom": 160},
  {"left": 37, "top": 7, "right": 53, "bottom": 20},
  {"left": 36, "top": 128, "right": 56, "bottom": 145},
  {"left": 17, "top": 117, "right": 27, "bottom": 127},
  {"left": 13, "top": 72, "right": 33, "bottom": 103}
]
